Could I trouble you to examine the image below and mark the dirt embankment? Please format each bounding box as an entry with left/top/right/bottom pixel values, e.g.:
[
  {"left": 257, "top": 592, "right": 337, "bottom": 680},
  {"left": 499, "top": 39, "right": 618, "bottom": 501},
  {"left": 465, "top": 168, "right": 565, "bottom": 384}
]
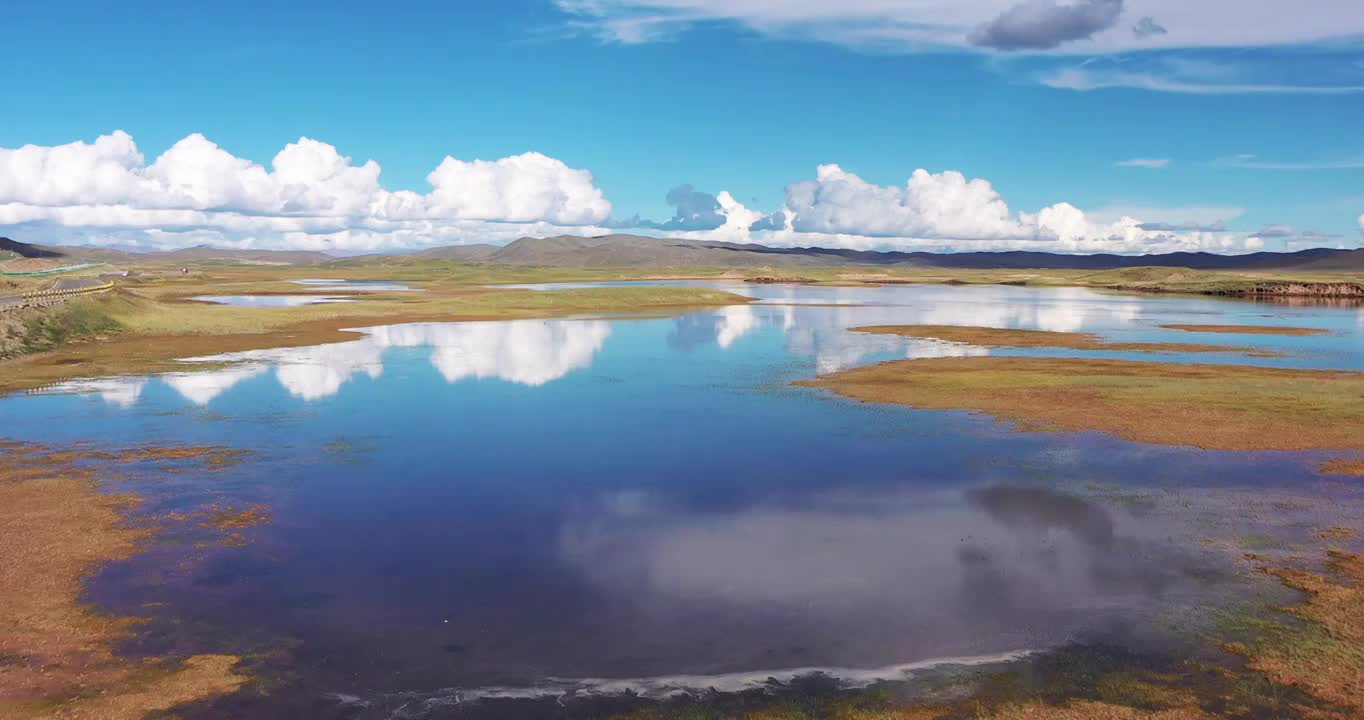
[
  {"left": 1222, "top": 282, "right": 1364, "bottom": 298},
  {"left": 1110, "top": 281, "right": 1364, "bottom": 299}
]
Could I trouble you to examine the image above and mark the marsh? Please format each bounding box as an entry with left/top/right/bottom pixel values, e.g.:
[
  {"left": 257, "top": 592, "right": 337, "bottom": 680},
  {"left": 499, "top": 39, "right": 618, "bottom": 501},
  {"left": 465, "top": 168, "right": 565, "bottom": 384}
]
[{"left": 4, "top": 283, "right": 1363, "bottom": 718}]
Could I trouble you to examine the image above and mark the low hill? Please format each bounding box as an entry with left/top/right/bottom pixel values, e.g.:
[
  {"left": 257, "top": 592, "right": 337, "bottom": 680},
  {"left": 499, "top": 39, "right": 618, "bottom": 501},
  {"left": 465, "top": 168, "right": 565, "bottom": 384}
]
[
  {"left": 408, "top": 234, "right": 1364, "bottom": 272},
  {"left": 0, "top": 238, "right": 334, "bottom": 267},
  {"left": 1, "top": 237, "right": 65, "bottom": 260},
  {"left": 154, "top": 244, "right": 335, "bottom": 265},
  {"left": 6, "top": 233, "right": 1363, "bottom": 272},
  {"left": 412, "top": 244, "right": 501, "bottom": 262}
]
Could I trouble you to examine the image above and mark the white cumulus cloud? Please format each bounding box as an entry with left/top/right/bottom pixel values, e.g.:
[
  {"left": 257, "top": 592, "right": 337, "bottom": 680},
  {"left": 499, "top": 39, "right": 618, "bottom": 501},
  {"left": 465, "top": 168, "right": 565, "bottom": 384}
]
[
  {"left": 0, "top": 131, "right": 613, "bottom": 252},
  {"left": 658, "top": 164, "right": 1268, "bottom": 254},
  {"left": 425, "top": 152, "right": 611, "bottom": 225}
]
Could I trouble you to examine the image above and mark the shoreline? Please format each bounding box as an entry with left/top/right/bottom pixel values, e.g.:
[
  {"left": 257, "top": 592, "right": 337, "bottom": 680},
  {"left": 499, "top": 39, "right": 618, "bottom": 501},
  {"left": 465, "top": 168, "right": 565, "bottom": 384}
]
[
  {"left": 0, "top": 441, "right": 252, "bottom": 719},
  {"left": 0, "top": 284, "right": 753, "bottom": 396}
]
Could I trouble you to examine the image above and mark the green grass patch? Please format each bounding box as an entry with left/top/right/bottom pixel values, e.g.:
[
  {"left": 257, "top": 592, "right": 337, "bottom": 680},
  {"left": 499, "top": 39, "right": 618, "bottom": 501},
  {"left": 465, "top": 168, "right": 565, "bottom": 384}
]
[{"left": 3, "top": 298, "right": 125, "bottom": 358}]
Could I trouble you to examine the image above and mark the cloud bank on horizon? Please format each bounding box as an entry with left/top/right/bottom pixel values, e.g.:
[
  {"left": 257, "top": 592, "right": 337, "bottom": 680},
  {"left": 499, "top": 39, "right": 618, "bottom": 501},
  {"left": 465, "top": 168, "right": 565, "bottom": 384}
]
[{"left": 2, "top": 130, "right": 1357, "bottom": 255}]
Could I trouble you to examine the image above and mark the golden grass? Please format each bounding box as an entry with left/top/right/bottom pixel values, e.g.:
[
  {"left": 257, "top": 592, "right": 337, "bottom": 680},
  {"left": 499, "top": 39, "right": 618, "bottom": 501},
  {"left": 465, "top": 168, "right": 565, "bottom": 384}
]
[
  {"left": 1236, "top": 552, "right": 1364, "bottom": 717},
  {"left": 1159, "top": 324, "right": 1330, "bottom": 336},
  {"left": 854, "top": 325, "right": 1269, "bottom": 355},
  {"left": 1318, "top": 459, "right": 1364, "bottom": 477},
  {"left": 0, "top": 442, "right": 246, "bottom": 718},
  {"left": 1318, "top": 527, "right": 1358, "bottom": 542},
  {"left": 623, "top": 700, "right": 1212, "bottom": 720},
  {"left": 801, "top": 357, "right": 1364, "bottom": 452},
  {"left": 974, "top": 702, "right": 1212, "bottom": 720},
  {"left": 729, "top": 699, "right": 1212, "bottom": 720}
]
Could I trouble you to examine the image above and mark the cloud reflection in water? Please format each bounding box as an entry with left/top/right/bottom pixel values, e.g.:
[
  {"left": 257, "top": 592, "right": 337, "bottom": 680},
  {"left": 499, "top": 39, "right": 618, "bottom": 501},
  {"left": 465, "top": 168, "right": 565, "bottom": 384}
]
[
  {"left": 557, "top": 484, "right": 1213, "bottom": 666},
  {"left": 63, "top": 318, "right": 613, "bottom": 405}
]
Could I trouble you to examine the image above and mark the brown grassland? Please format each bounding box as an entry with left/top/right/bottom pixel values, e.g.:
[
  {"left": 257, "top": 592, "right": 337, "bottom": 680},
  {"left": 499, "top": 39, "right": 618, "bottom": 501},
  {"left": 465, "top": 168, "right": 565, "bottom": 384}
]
[
  {"left": 0, "top": 441, "right": 249, "bottom": 719},
  {"left": 1159, "top": 325, "right": 1330, "bottom": 336},
  {"left": 1237, "top": 552, "right": 1364, "bottom": 717},
  {"left": 1319, "top": 459, "right": 1364, "bottom": 477},
  {"left": 802, "top": 356, "right": 1364, "bottom": 457},
  {"left": 852, "top": 325, "right": 1273, "bottom": 355}
]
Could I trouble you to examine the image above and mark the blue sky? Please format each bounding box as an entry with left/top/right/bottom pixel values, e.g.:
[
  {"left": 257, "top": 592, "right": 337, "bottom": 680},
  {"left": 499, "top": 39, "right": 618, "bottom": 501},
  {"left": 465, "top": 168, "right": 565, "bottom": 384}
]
[{"left": 2, "top": 0, "right": 1361, "bottom": 254}]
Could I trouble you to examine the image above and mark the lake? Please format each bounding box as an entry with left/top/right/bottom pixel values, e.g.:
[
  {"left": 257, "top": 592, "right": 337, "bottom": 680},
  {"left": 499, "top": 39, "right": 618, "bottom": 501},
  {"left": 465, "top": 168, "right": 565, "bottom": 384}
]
[{"left": 4, "top": 282, "right": 1363, "bottom": 718}]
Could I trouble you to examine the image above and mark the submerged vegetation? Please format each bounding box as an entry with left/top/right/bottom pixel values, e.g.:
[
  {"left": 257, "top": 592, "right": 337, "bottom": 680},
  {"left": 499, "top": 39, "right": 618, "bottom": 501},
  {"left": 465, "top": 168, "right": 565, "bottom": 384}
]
[
  {"left": 1227, "top": 552, "right": 1364, "bottom": 719},
  {"left": 0, "top": 441, "right": 249, "bottom": 719},
  {"left": 600, "top": 549, "right": 1364, "bottom": 720}
]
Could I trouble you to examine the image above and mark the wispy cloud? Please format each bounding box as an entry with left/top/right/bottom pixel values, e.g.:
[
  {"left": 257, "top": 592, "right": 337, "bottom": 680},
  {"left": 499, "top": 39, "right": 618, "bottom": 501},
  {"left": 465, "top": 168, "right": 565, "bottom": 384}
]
[
  {"left": 554, "top": 1, "right": 1364, "bottom": 54},
  {"left": 1043, "top": 67, "right": 1364, "bottom": 95},
  {"left": 1087, "top": 205, "right": 1244, "bottom": 227},
  {"left": 1115, "top": 158, "right": 1170, "bottom": 169},
  {"left": 1248, "top": 224, "right": 1296, "bottom": 239},
  {"left": 1136, "top": 220, "right": 1225, "bottom": 232},
  {"left": 1215, "top": 153, "right": 1364, "bottom": 170}
]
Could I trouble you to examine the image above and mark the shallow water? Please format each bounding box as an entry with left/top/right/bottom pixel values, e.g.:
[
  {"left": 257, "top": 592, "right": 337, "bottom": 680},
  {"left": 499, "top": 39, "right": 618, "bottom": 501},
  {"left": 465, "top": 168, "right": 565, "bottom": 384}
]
[
  {"left": 4, "top": 283, "right": 1363, "bottom": 718},
  {"left": 190, "top": 294, "right": 354, "bottom": 307},
  {"left": 290, "top": 278, "right": 417, "bottom": 292}
]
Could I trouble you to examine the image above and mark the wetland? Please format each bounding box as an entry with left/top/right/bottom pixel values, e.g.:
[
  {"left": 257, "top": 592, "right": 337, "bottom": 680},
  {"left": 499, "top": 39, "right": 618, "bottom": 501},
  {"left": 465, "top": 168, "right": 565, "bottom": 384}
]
[{"left": 3, "top": 278, "right": 1363, "bottom": 719}]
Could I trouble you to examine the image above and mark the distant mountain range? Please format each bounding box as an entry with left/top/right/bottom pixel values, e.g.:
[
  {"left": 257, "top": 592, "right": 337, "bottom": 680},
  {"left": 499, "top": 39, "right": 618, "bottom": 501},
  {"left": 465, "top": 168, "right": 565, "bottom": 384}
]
[
  {"left": 0, "top": 238, "right": 335, "bottom": 266},
  {"left": 4, "top": 234, "right": 1363, "bottom": 272},
  {"left": 410, "top": 234, "right": 1364, "bottom": 272}
]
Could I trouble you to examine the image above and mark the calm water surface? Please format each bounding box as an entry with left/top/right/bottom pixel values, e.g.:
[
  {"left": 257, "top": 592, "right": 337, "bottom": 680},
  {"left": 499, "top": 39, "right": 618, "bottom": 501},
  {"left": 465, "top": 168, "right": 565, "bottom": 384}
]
[
  {"left": 190, "top": 294, "right": 355, "bottom": 307},
  {"left": 4, "top": 283, "right": 1363, "bottom": 717},
  {"left": 290, "top": 278, "right": 417, "bottom": 292}
]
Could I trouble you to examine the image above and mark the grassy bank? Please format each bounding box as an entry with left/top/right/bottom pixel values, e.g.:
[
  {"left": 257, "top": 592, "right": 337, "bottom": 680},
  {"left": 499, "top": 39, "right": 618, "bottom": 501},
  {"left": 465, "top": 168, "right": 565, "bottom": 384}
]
[
  {"left": 0, "top": 297, "right": 125, "bottom": 359},
  {"left": 801, "top": 355, "right": 1364, "bottom": 458}
]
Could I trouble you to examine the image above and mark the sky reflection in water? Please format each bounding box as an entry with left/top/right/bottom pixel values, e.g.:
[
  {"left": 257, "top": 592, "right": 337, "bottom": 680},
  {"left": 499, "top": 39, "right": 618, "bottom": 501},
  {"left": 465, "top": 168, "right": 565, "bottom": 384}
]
[{"left": 5, "top": 284, "right": 1364, "bottom": 713}]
